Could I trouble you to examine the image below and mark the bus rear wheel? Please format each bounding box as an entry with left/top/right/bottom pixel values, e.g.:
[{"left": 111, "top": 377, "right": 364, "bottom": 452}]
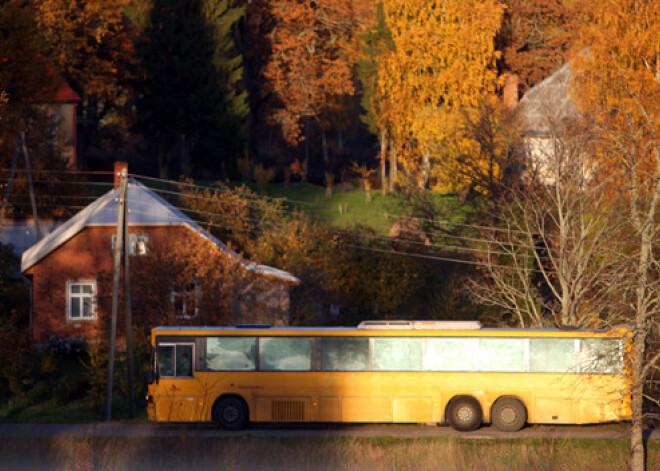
[
  {"left": 447, "top": 396, "right": 482, "bottom": 431},
  {"left": 491, "top": 397, "right": 526, "bottom": 432},
  {"left": 214, "top": 396, "right": 249, "bottom": 430}
]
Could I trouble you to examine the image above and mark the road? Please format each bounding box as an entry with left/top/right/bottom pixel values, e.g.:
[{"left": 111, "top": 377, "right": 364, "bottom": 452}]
[{"left": 0, "top": 422, "right": 658, "bottom": 440}]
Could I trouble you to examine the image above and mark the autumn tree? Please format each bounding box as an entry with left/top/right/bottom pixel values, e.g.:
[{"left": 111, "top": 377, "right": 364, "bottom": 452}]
[
  {"left": 134, "top": 0, "right": 248, "bottom": 178},
  {"left": 437, "top": 96, "right": 521, "bottom": 201},
  {"left": 358, "top": 2, "right": 394, "bottom": 194},
  {"left": 0, "top": 1, "right": 86, "bottom": 219},
  {"left": 264, "top": 0, "right": 358, "bottom": 177},
  {"left": 469, "top": 117, "right": 613, "bottom": 327},
  {"left": 175, "top": 179, "right": 289, "bottom": 257},
  {"left": 0, "top": 1, "right": 53, "bottom": 105},
  {"left": 497, "top": 0, "right": 570, "bottom": 92},
  {"left": 568, "top": 1, "right": 660, "bottom": 469},
  {"left": 376, "top": 0, "right": 504, "bottom": 191},
  {"left": 170, "top": 177, "right": 429, "bottom": 325},
  {"left": 33, "top": 0, "right": 137, "bottom": 163}
]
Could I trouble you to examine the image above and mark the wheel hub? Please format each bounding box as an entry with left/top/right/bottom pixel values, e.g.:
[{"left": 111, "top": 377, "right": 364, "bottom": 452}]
[
  {"left": 457, "top": 406, "right": 473, "bottom": 422},
  {"left": 500, "top": 407, "right": 517, "bottom": 424},
  {"left": 223, "top": 406, "right": 239, "bottom": 423}
]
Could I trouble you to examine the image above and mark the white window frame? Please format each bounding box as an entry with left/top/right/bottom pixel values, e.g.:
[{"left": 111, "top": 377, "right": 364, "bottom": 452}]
[
  {"left": 111, "top": 233, "right": 149, "bottom": 256},
  {"left": 170, "top": 278, "right": 201, "bottom": 319},
  {"left": 67, "top": 280, "right": 97, "bottom": 321}
]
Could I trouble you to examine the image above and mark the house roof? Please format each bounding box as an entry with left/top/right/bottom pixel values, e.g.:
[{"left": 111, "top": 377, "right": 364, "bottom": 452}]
[
  {"left": 31, "top": 69, "right": 82, "bottom": 104},
  {"left": 53, "top": 76, "right": 81, "bottom": 103},
  {"left": 517, "top": 62, "right": 580, "bottom": 136},
  {"left": 20, "top": 178, "right": 299, "bottom": 283}
]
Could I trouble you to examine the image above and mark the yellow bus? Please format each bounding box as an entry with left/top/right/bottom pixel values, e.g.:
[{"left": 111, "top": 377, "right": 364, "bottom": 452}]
[{"left": 146, "top": 320, "right": 631, "bottom": 431}]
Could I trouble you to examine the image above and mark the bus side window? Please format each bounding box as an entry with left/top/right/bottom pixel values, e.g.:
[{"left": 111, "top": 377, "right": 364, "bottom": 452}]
[
  {"left": 321, "top": 338, "right": 369, "bottom": 371},
  {"left": 157, "top": 345, "right": 175, "bottom": 377},
  {"left": 176, "top": 345, "right": 194, "bottom": 377},
  {"left": 157, "top": 344, "right": 194, "bottom": 377}
]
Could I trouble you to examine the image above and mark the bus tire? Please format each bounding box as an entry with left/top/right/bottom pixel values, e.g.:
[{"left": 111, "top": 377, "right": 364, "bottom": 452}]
[
  {"left": 213, "top": 396, "right": 249, "bottom": 430},
  {"left": 447, "top": 396, "right": 482, "bottom": 431},
  {"left": 491, "top": 397, "right": 526, "bottom": 432}
]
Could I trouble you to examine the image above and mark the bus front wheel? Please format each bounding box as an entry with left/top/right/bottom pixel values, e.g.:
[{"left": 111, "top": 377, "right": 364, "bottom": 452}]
[
  {"left": 447, "top": 396, "right": 482, "bottom": 431},
  {"left": 491, "top": 397, "right": 526, "bottom": 432},
  {"left": 213, "top": 396, "right": 249, "bottom": 430}
]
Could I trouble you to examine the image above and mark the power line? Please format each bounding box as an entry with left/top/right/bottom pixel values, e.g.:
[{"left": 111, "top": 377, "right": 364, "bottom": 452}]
[
  {"left": 148, "top": 196, "right": 544, "bottom": 258},
  {"left": 123, "top": 204, "right": 546, "bottom": 272},
  {"left": 3, "top": 172, "right": 536, "bottom": 241},
  {"left": 0, "top": 168, "right": 114, "bottom": 176},
  {"left": 130, "top": 172, "right": 530, "bottom": 236},
  {"left": 3, "top": 182, "right": 544, "bottom": 254},
  {"left": 142, "top": 182, "right": 542, "bottom": 251},
  {"left": 0, "top": 177, "right": 113, "bottom": 186}
]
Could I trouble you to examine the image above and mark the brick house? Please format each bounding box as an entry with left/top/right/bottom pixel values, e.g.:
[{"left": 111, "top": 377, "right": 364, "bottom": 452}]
[{"left": 21, "top": 164, "right": 299, "bottom": 344}]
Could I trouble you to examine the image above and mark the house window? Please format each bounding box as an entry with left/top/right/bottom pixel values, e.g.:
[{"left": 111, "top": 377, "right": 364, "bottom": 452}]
[
  {"left": 171, "top": 279, "right": 201, "bottom": 319},
  {"left": 111, "top": 234, "right": 149, "bottom": 256},
  {"left": 67, "top": 281, "right": 96, "bottom": 320}
]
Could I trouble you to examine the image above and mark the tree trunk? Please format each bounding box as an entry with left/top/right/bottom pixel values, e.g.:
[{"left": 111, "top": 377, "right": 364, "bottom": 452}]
[
  {"left": 630, "top": 231, "right": 652, "bottom": 471},
  {"left": 321, "top": 128, "right": 329, "bottom": 164},
  {"left": 337, "top": 128, "right": 344, "bottom": 152},
  {"left": 158, "top": 147, "right": 169, "bottom": 179},
  {"left": 405, "top": 164, "right": 411, "bottom": 190},
  {"left": 179, "top": 133, "right": 190, "bottom": 176},
  {"left": 267, "top": 127, "right": 273, "bottom": 158},
  {"left": 419, "top": 150, "right": 431, "bottom": 189},
  {"left": 630, "top": 329, "right": 646, "bottom": 471},
  {"left": 380, "top": 131, "right": 387, "bottom": 196},
  {"left": 304, "top": 117, "right": 311, "bottom": 181},
  {"left": 389, "top": 143, "right": 397, "bottom": 192}
]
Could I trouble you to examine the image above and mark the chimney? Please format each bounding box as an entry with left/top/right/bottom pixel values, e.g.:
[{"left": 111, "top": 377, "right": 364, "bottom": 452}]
[
  {"left": 114, "top": 161, "right": 128, "bottom": 189},
  {"left": 503, "top": 74, "right": 520, "bottom": 109}
]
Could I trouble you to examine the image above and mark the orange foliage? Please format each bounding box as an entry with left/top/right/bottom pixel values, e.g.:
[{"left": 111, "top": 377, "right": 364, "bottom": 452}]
[
  {"left": 130, "top": 231, "right": 240, "bottom": 327},
  {"left": 570, "top": 0, "right": 660, "bottom": 183},
  {"left": 375, "top": 0, "right": 504, "bottom": 189},
  {"left": 33, "top": 0, "right": 135, "bottom": 102},
  {"left": 498, "top": 0, "right": 571, "bottom": 92},
  {"left": 264, "top": 0, "right": 359, "bottom": 144}
]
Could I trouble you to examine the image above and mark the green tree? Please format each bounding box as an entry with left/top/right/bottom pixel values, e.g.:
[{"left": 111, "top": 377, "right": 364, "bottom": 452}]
[{"left": 134, "top": 0, "right": 248, "bottom": 178}]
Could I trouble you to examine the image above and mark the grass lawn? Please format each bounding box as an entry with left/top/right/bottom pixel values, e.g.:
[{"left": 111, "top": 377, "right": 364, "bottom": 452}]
[
  {"left": 259, "top": 182, "right": 464, "bottom": 235},
  {"left": 0, "top": 396, "right": 147, "bottom": 423},
  {"left": 1, "top": 435, "right": 657, "bottom": 471}
]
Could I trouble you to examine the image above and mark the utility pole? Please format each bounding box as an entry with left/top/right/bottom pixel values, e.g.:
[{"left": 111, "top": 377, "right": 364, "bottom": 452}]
[
  {"left": 106, "top": 167, "right": 127, "bottom": 421},
  {"left": 123, "top": 177, "right": 135, "bottom": 419},
  {"left": 1, "top": 131, "right": 42, "bottom": 240},
  {"left": 22, "top": 132, "right": 42, "bottom": 240}
]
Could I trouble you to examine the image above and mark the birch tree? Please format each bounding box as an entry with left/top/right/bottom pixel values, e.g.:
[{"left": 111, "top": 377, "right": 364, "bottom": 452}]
[
  {"left": 569, "top": 2, "right": 660, "bottom": 468},
  {"left": 376, "top": 0, "right": 503, "bottom": 190},
  {"left": 469, "top": 119, "right": 612, "bottom": 328}
]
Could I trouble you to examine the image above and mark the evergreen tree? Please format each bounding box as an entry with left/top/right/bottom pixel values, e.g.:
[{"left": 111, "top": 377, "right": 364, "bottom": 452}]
[{"left": 134, "top": 0, "right": 248, "bottom": 177}]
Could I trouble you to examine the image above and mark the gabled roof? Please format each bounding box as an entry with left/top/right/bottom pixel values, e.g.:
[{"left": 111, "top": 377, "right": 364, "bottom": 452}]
[
  {"left": 517, "top": 62, "right": 580, "bottom": 136},
  {"left": 21, "top": 179, "right": 299, "bottom": 283},
  {"left": 31, "top": 69, "right": 82, "bottom": 104},
  {"left": 53, "top": 77, "right": 81, "bottom": 103}
]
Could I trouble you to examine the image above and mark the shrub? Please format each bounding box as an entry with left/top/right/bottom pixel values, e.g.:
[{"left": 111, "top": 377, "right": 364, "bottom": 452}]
[{"left": 48, "top": 335, "right": 86, "bottom": 359}]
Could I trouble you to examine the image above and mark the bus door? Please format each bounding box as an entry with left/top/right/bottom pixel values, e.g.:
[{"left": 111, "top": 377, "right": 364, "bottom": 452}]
[{"left": 154, "top": 342, "right": 201, "bottom": 422}]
